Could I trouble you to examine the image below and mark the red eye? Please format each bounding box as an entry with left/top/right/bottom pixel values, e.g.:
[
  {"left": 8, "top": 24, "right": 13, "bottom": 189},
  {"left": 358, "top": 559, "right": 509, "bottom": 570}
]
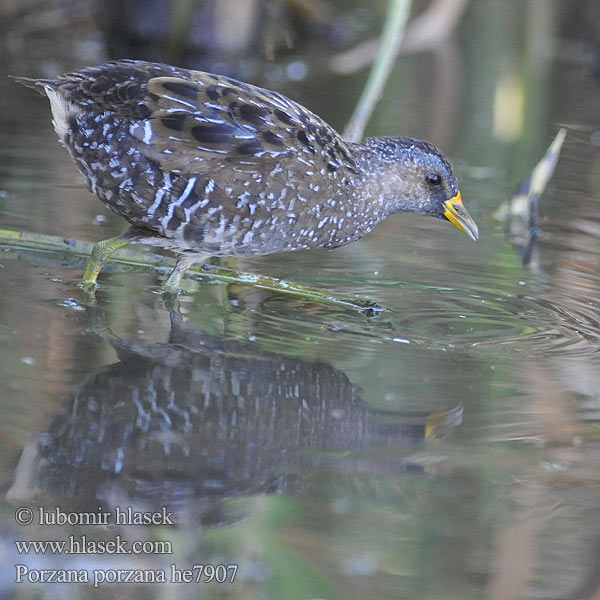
[{"left": 426, "top": 172, "right": 442, "bottom": 187}]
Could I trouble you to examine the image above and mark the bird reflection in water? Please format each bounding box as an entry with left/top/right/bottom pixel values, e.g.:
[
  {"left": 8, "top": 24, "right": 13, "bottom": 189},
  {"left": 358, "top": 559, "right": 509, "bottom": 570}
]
[{"left": 8, "top": 298, "right": 462, "bottom": 528}]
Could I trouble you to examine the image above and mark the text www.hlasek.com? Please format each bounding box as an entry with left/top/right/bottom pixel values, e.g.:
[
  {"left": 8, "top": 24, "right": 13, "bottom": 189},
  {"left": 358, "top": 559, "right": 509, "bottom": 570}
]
[
  {"left": 15, "top": 535, "right": 171, "bottom": 555},
  {"left": 14, "top": 505, "right": 238, "bottom": 586}
]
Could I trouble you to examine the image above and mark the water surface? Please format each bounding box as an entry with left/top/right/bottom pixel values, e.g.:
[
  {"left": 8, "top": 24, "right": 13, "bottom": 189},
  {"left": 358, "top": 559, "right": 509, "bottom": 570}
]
[{"left": 1, "top": 2, "right": 600, "bottom": 598}]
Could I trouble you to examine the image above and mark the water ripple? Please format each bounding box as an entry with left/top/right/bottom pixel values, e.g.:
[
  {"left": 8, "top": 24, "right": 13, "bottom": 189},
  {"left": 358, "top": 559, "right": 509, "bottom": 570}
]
[{"left": 392, "top": 285, "right": 600, "bottom": 356}]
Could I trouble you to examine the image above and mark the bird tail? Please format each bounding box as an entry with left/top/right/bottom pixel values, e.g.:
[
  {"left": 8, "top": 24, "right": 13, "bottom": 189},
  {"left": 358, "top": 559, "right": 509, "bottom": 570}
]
[{"left": 10, "top": 75, "right": 57, "bottom": 95}]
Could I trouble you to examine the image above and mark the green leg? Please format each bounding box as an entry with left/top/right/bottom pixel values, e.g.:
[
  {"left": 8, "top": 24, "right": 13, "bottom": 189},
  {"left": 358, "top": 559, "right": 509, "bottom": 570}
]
[
  {"left": 160, "top": 254, "right": 201, "bottom": 292},
  {"left": 80, "top": 235, "right": 130, "bottom": 289}
]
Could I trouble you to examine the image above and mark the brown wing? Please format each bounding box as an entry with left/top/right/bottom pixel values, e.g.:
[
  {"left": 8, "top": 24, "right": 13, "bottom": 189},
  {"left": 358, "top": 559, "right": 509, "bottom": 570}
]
[
  {"left": 126, "top": 72, "right": 361, "bottom": 253},
  {"left": 17, "top": 60, "right": 356, "bottom": 174},
  {"left": 129, "top": 73, "right": 356, "bottom": 176},
  {"left": 22, "top": 61, "right": 361, "bottom": 254}
]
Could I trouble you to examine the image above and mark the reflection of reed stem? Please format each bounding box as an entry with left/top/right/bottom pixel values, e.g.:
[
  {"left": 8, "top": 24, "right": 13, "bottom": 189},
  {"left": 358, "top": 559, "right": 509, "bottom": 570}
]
[
  {"left": 0, "top": 228, "right": 382, "bottom": 314},
  {"left": 343, "top": 0, "right": 412, "bottom": 142}
]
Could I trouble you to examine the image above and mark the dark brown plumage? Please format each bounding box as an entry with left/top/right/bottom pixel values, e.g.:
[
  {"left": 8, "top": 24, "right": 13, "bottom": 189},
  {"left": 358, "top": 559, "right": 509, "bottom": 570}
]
[{"left": 14, "top": 60, "right": 478, "bottom": 289}]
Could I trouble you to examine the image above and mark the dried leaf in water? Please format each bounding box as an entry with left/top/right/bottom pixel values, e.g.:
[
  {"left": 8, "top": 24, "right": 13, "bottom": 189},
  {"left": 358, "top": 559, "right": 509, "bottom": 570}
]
[{"left": 494, "top": 128, "right": 567, "bottom": 264}]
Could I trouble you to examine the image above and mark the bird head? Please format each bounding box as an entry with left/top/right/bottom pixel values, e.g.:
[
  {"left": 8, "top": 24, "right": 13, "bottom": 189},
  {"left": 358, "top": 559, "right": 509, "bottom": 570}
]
[{"left": 364, "top": 136, "right": 479, "bottom": 241}]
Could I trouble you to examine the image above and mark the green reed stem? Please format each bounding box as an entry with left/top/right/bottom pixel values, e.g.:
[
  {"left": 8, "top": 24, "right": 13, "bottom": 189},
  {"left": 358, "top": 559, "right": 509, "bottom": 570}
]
[
  {"left": 343, "top": 0, "right": 412, "bottom": 142},
  {"left": 0, "top": 228, "right": 382, "bottom": 314}
]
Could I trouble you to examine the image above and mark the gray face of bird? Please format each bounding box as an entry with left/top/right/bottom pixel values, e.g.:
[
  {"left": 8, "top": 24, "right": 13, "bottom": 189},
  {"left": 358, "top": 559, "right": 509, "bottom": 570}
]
[
  {"left": 389, "top": 157, "right": 459, "bottom": 219},
  {"left": 360, "top": 136, "right": 457, "bottom": 218},
  {"left": 359, "top": 136, "right": 478, "bottom": 241}
]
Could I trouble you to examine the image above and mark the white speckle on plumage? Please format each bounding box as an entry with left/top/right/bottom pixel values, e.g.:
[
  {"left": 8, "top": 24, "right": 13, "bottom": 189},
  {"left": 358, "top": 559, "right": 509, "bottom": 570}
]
[
  {"left": 147, "top": 188, "right": 166, "bottom": 217},
  {"left": 182, "top": 197, "right": 206, "bottom": 222},
  {"left": 142, "top": 121, "right": 152, "bottom": 143},
  {"left": 132, "top": 191, "right": 145, "bottom": 205},
  {"left": 172, "top": 177, "right": 196, "bottom": 208},
  {"left": 111, "top": 167, "right": 125, "bottom": 178},
  {"left": 236, "top": 192, "right": 251, "bottom": 208},
  {"left": 161, "top": 94, "right": 196, "bottom": 110},
  {"left": 212, "top": 214, "right": 228, "bottom": 239},
  {"left": 44, "top": 86, "right": 75, "bottom": 142},
  {"left": 296, "top": 156, "right": 312, "bottom": 167}
]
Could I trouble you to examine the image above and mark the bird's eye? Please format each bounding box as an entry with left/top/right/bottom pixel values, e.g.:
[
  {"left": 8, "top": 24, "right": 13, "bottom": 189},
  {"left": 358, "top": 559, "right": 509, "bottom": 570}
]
[
  {"left": 425, "top": 172, "right": 443, "bottom": 188},
  {"left": 425, "top": 172, "right": 442, "bottom": 187}
]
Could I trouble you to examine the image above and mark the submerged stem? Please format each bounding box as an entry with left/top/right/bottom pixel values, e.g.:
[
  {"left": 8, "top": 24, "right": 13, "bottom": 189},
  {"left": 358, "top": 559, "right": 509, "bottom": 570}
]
[{"left": 0, "top": 227, "right": 383, "bottom": 315}]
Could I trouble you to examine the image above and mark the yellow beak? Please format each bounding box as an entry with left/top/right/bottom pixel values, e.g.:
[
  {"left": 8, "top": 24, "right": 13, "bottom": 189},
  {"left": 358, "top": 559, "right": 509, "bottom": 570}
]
[{"left": 443, "top": 192, "right": 479, "bottom": 241}]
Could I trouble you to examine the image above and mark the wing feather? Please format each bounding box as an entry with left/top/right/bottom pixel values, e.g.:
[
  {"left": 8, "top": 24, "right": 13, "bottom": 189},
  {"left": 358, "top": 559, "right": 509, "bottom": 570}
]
[{"left": 130, "top": 74, "right": 355, "bottom": 176}]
